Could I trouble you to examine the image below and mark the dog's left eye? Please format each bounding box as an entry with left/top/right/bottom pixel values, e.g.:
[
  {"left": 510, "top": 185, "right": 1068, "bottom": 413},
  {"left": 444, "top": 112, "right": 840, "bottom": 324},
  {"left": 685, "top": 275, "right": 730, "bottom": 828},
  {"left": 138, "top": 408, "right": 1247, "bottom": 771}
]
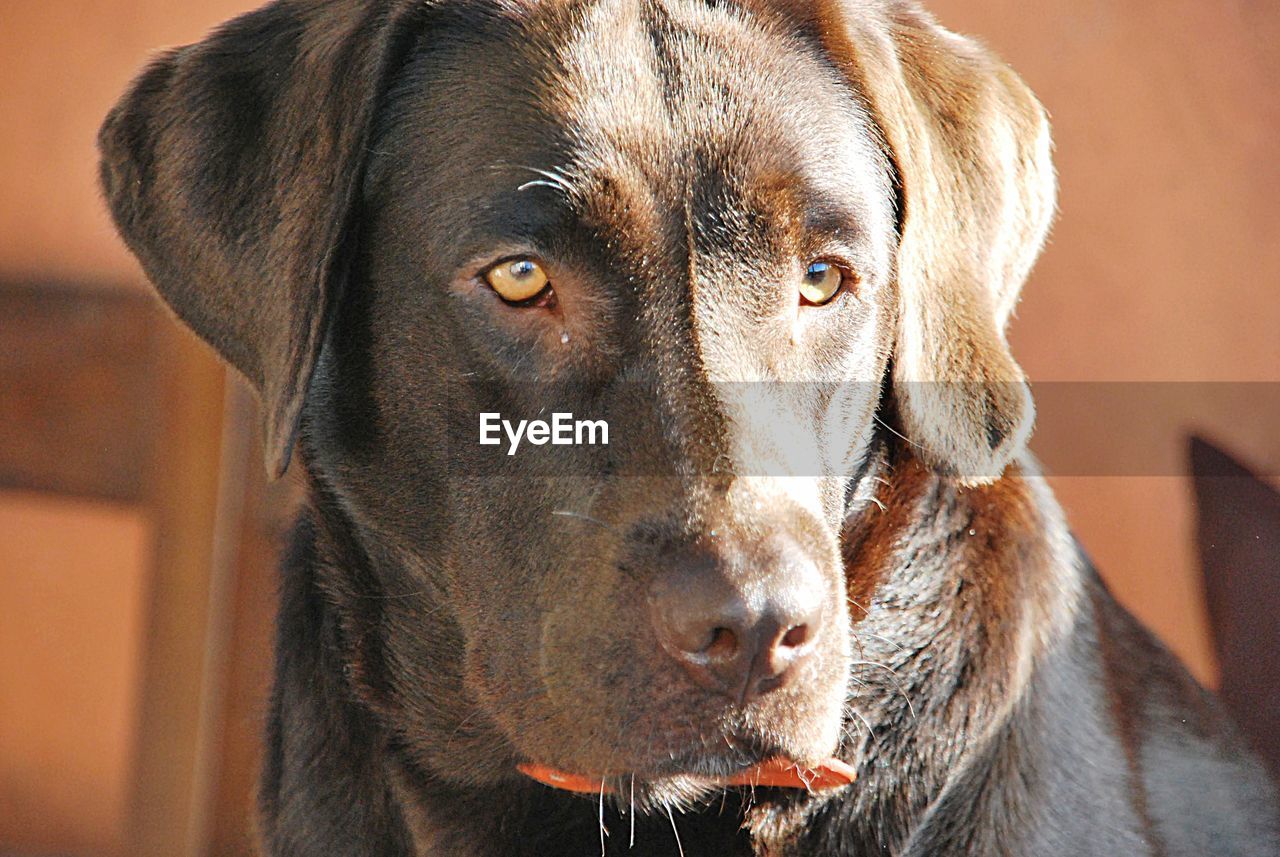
[
  {"left": 799, "top": 261, "right": 850, "bottom": 306},
  {"left": 483, "top": 257, "right": 553, "bottom": 305}
]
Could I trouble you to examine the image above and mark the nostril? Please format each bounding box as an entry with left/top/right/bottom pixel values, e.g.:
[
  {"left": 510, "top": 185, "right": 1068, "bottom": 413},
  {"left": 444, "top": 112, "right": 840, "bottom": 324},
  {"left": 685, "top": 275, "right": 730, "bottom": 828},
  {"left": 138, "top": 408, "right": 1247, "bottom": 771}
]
[
  {"left": 779, "top": 623, "right": 811, "bottom": 649},
  {"left": 704, "top": 627, "right": 739, "bottom": 661},
  {"left": 647, "top": 534, "right": 828, "bottom": 701}
]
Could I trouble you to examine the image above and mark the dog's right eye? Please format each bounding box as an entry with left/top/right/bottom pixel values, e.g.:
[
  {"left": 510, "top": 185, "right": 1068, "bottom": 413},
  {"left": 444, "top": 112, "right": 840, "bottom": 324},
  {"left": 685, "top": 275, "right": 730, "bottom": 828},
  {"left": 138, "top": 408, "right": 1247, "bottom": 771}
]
[
  {"left": 483, "top": 258, "right": 553, "bottom": 305},
  {"left": 799, "top": 260, "right": 850, "bottom": 306}
]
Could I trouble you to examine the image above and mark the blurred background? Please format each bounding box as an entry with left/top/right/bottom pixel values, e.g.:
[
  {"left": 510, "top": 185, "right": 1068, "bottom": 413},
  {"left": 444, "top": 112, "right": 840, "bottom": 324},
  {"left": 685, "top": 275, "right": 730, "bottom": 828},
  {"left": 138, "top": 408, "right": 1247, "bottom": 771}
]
[{"left": 1, "top": 1, "right": 1277, "bottom": 855}]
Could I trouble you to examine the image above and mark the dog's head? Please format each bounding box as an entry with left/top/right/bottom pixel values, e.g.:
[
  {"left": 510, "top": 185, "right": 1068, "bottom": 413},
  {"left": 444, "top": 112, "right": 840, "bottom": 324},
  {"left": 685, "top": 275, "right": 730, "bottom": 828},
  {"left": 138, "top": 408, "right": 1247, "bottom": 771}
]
[{"left": 100, "top": 0, "right": 1052, "bottom": 805}]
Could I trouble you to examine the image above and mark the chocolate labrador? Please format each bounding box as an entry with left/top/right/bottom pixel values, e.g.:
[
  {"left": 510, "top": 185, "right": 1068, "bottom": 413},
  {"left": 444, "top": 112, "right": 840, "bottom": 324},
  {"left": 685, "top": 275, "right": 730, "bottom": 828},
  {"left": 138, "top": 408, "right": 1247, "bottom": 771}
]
[{"left": 99, "top": 0, "right": 1280, "bottom": 853}]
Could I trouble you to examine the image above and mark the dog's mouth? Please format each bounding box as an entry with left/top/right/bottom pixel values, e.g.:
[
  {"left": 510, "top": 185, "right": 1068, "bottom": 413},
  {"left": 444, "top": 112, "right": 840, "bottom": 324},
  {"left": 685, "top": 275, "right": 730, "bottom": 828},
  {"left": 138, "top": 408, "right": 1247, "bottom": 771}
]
[{"left": 517, "top": 756, "right": 855, "bottom": 795}]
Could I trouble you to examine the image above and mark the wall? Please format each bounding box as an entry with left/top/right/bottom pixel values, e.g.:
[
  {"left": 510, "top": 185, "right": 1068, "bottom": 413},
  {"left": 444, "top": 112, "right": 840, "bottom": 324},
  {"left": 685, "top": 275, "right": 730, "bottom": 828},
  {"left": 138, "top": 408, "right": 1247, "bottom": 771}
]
[
  {"left": 0, "top": 1, "right": 255, "bottom": 286},
  {"left": 1, "top": 4, "right": 252, "bottom": 854}
]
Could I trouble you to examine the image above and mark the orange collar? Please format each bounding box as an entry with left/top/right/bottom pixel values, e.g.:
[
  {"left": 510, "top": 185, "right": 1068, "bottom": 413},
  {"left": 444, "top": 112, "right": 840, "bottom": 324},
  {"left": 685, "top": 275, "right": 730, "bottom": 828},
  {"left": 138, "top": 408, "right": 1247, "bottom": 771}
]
[{"left": 517, "top": 757, "right": 855, "bottom": 794}]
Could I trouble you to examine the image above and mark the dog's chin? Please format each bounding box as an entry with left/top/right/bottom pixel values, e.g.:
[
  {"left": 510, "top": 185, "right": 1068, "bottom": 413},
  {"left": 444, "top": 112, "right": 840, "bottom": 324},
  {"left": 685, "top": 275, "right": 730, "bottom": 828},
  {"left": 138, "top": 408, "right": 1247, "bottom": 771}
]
[
  {"left": 603, "top": 771, "right": 745, "bottom": 813},
  {"left": 517, "top": 729, "right": 849, "bottom": 813}
]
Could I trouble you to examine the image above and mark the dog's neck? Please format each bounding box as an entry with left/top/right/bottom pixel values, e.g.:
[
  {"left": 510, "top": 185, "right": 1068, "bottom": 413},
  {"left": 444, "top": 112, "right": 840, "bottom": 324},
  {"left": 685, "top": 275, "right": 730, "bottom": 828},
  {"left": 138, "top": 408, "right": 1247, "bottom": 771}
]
[
  {"left": 281, "top": 445, "right": 1084, "bottom": 856},
  {"left": 743, "top": 446, "right": 1085, "bottom": 855}
]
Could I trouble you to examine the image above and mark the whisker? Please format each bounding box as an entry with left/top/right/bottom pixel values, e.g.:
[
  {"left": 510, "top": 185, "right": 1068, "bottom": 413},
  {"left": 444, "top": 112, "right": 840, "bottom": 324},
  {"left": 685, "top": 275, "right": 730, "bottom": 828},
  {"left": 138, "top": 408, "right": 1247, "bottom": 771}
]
[
  {"left": 849, "top": 705, "right": 878, "bottom": 746},
  {"left": 850, "top": 630, "right": 867, "bottom": 660},
  {"left": 551, "top": 509, "right": 625, "bottom": 536},
  {"left": 353, "top": 589, "right": 435, "bottom": 602},
  {"left": 851, "top": 658, "right": 904, "bottom": 677},
  {"left": 443, "top": 707, "right": 487, "bottom": 754},
  {"left": 873, "top": 413, "right": 931, "bottom": 453},
  {"left": 665, "top": 805, "right": 685, "bottom": 857},
  {"left": 599, "top": 780, "right": 608, "bottom": 857},
  {"left": 515, "top": 164, "right": 578, "bottom": 196},
  {"left": 518, "top": 178, "right": 566, "bottom": 193},
  {"left": 850, "top": 660, "right": 917, "bottom": 719},
  {"left": 858, "top": 629, "right": 907, "bottom": 654}
]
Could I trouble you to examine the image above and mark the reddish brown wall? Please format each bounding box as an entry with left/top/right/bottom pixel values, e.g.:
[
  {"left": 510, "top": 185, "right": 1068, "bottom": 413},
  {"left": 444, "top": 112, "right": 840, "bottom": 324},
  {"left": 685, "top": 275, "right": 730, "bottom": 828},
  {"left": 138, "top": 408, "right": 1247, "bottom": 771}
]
[
  {"left": 1, "top": 4, "right": 252, "bottom": 854},
  {"left": 0, "top": 1, "right": 255, "bottom": 286}
]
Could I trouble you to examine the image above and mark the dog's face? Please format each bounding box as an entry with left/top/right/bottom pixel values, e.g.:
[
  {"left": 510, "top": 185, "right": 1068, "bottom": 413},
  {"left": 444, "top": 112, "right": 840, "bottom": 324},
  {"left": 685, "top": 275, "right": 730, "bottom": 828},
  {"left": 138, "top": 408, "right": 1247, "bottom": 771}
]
[
  {"left": 100, "top": 0, "right": 1053, "bottom": 807},
  {"left": 314, "top": 0, "right": 897, "bottom": 793}
]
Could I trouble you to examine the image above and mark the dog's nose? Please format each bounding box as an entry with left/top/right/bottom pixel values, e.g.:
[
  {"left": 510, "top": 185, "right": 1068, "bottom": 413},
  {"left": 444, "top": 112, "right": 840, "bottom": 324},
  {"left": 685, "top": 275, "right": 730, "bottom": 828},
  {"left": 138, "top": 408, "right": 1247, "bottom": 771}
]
[{"left": 648, "top": 539, "right": 825, "bottom": 703}]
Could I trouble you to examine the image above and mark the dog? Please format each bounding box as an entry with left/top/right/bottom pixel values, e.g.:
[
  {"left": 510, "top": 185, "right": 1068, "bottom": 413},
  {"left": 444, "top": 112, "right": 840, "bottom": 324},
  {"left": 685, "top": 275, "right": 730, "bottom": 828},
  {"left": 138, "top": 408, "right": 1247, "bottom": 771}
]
[{"left": 99, "top": 0, "right": 1280, "bottom": 853}]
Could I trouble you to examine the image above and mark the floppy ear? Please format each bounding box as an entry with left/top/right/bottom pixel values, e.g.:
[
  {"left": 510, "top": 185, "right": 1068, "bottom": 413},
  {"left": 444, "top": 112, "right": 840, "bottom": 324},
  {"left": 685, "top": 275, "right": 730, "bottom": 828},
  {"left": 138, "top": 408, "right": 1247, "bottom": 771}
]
[
  {"left": 814, "top": 1, "right": 1056, "bottom": 483},
  {"left": 98, "top": 0, "right": 425, "bottom": 477}
]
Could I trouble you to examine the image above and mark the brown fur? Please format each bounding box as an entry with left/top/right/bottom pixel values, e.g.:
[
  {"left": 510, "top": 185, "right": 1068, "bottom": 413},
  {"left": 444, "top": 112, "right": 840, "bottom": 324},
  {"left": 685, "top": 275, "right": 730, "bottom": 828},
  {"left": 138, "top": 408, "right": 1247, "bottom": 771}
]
[{"left": 99, "top": 0, "right": 1278, "bottom": 854}]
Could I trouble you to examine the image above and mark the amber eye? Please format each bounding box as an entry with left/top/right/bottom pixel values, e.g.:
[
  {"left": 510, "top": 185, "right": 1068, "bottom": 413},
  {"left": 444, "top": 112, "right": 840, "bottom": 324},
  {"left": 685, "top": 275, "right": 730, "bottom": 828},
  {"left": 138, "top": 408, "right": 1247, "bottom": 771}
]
[
  {"left": 484, "top": 257, "right": 551, "bottom": 303},
  {"left": 799, "top": 260, "right": 848, "bottom": 306}
]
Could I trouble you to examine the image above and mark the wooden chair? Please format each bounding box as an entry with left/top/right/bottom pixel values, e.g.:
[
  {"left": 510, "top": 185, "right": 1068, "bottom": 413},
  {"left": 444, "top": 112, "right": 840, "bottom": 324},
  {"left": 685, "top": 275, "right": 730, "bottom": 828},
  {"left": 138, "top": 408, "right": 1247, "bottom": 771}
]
[{"left": 0, "top": 280, "right": 284, "bottom": 857}]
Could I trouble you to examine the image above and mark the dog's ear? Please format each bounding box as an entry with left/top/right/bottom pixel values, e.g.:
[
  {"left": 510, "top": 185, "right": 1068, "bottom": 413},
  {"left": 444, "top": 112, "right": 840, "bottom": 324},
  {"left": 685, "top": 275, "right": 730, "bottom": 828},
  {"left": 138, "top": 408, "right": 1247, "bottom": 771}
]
[
  {"left": 808, "top": 1, "right": 1056, "bottom": 483},
  {"left": 98, "top": 1, "right": 424, "bottom": 477}
]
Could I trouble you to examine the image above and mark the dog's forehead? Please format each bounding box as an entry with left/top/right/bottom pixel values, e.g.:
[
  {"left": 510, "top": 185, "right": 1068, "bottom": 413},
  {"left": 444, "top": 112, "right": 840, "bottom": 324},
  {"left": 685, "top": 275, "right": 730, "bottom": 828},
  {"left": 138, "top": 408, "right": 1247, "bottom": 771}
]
[
  {"left": 385, "top": 0, "right": 884, "bottom": 231},
  {"left": 539, "top": 0, "right": 876, "bottom": 201}
]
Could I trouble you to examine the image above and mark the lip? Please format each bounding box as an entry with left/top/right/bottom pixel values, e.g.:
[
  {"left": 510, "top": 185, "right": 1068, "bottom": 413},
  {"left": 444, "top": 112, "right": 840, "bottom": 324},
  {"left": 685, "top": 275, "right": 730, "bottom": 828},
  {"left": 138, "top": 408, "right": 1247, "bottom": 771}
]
[{"left": 517, "top": 756, "right": 856, "bottom": 794}]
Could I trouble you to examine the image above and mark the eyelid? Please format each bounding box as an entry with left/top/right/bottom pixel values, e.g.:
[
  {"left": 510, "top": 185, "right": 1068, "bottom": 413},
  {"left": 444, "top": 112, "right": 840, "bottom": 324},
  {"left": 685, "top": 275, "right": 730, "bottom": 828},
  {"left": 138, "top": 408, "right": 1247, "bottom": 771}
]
[
  {"left": 805, "top": 246, "right": 858, "bottom": 269},
  {"left": 816, "top": 251, "right": 866, "bottom": 283},
  {"left": 475, "top": 250, "right": 551, "bottom": 280}
]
